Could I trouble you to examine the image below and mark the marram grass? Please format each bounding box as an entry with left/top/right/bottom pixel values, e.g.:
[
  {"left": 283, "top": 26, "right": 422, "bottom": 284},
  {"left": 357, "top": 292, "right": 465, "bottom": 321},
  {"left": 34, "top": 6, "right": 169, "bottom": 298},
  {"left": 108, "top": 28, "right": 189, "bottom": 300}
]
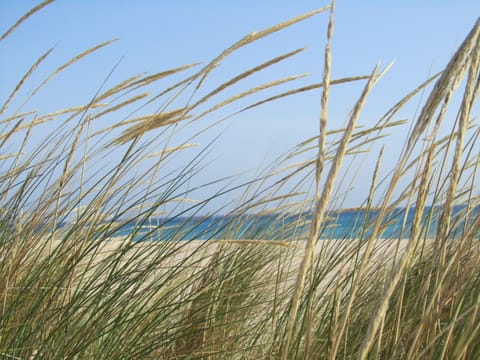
[{"left": 1, "top": 2, "right": 480, "bottom": 359}]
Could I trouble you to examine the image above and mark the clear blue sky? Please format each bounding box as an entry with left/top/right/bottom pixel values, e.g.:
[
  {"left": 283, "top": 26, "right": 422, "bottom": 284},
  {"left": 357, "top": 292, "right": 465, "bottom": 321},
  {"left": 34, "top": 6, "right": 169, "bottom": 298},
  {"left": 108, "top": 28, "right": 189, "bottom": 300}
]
[{"left": 1, "top": 1, "right": 479, "bottom": 209}]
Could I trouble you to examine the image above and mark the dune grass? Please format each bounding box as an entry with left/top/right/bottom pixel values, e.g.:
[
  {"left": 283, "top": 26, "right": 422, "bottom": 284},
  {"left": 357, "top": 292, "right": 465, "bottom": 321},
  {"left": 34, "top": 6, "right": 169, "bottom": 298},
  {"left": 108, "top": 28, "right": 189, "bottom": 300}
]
[{"left": 1, "top": 2, "right": 480, "bottom": 359}]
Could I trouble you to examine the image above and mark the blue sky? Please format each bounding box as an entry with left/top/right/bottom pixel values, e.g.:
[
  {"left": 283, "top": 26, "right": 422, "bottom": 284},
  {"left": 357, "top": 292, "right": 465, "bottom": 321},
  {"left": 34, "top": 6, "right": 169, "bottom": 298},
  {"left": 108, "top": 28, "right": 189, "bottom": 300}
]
[{"left": 0, "top": 1, "right": 479, "bottom": 209}]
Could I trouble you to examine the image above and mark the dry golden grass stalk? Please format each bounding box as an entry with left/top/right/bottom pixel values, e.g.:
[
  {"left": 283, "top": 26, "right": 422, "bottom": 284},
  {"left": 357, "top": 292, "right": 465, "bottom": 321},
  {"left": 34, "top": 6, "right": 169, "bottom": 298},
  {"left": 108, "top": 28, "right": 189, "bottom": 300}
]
[
  {"left": 168, "top": 197, "right": 200, "bottom": 204},
  {"left": 0, "top": 111, "right": 37, "bottom": 126},
  {"left": 59, "top": 118, "right": 90, "bottom": 197},
  {"left": 437, "top": 33, "right": 480, "bottom": 251},
  {"left": 90, "top": 113, "right": 152, "bottom": 138},
  {"left": 0, "top": 0, "right": 54, "bottom": 43},
  {"left": 0, "top": 153, "right": 22, "bottom": 161},
  {"left": 0, "top": 104, "right": 108, "bottom": 138},
  {"left": 93, "top": 92, "right": 150, "bottom": 119},
  {"left": 113, "top": 109, "right": 190, "bottom": 145},
  {"left": 146, "top": 143, "right": 200, "bottom": 157},
  {"left": 24, "top": 39, "right": 120, "bottom": 106},
  {"left": 351, "top": 119, "right": 407, "bottom": 142},
  {"left": 316, "top": 1, "right": 334, "bottom": 186},
  {"left": 0, "top": 120, "right": 23, "bottom": 148},
  {"left": 194, "top": 73, "right": 308, "bottom": 121},
  {"left": 428, "top": 63, "right": 475, "bottom": 185},
  {"left": 196, "top": 6, "right": 330, "bottom": 89},
  {"left": 321, "top": 66, "right": 381, "bottom": 360},
  {"left": 0, "top": 47, "right": 53, "bottom": 117},
  {"left": 284, "top": 3, "right": 355, "bottom": 356},
  {"left": 407, "top": 19, "right": 480, "bottom": 151},
  {"left": 288, "top": 119, "right": 404, "bottom": 158},
  {"left": 191, "top": 48, "right": 305, "bottom": 110},
  {"left": 48, "top": 113, "right": 91, "bottom": 254},
  {"left": 128, "top": 63, "right": 201, "bottom": 90},
  {"left": 241, "top": 75, "right": 370, "bottom": 112},
  {"left": 94, "top": 74, "right": 145, "bottom": 102},
  {"left": 375, "top": 72, "right": 441, "bottom": 130},
  {"left": 95, "top": 63, "right": 198, "bottom": 110}
]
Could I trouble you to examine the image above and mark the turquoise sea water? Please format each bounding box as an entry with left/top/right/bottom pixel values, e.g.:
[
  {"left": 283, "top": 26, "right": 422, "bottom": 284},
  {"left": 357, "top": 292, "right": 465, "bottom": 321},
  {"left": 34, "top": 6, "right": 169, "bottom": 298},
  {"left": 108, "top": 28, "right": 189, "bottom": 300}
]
[{"left": 106, "top": 205, "right": 478, "bottom": 242}]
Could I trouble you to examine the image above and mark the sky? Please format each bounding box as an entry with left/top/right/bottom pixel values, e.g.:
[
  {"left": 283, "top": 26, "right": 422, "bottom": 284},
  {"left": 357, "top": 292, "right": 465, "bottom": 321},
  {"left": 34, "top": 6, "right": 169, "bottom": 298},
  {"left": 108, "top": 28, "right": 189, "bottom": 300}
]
[{"left": 0, "top": 1, "right": 479, "bottom": 210}]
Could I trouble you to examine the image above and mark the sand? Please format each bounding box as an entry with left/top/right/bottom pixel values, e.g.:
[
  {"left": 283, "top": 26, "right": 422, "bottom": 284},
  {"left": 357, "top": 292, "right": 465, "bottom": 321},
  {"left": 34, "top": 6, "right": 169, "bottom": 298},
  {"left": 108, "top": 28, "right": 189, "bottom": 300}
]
[{"left": 26, "top": 237, "right": 411, "bottom": 290}]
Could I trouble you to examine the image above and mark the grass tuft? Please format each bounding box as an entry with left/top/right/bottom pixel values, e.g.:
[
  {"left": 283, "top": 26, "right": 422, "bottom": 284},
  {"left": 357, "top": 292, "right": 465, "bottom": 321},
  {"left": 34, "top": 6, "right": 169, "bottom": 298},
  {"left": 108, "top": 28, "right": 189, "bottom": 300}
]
[{"left": 1, "top": 2, "right": 480, "bottom": 359}]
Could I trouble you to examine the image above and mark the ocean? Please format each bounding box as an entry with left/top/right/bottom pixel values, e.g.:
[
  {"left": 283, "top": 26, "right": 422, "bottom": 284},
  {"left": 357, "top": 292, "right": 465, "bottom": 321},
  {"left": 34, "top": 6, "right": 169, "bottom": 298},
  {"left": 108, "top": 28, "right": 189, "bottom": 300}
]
[{"left": 105, "top": 205, "right": 478, "bottom": 242}]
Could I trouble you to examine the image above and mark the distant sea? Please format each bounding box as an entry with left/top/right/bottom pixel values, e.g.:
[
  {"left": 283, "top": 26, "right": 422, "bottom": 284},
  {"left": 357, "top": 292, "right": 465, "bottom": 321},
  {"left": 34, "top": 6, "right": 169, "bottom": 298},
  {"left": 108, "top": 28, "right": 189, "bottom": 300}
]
[{"left": 104, "top": 205, "right": 478, "bottom": 242}]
